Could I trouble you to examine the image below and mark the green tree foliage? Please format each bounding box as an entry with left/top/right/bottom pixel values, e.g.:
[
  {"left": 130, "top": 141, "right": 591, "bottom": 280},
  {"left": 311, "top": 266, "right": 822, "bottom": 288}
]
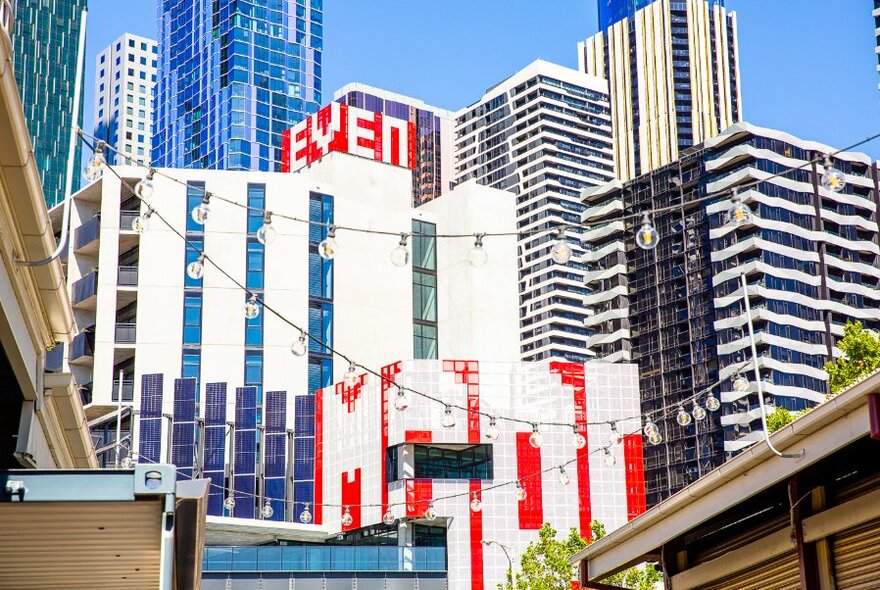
[
  {"left": 502, "top": 522, "right": 661, "bottom": 590},
  {"left": 825, "top": 321, "right": 880, "bottom": 394},
  {"left": 766, "top": 406, "right": 795, "bottom": 433}
]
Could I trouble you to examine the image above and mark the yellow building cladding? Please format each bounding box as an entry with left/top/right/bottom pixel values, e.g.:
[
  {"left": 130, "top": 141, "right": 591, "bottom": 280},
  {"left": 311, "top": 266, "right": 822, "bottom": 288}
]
[{"left": 579, "top": 0, "right": 742, "bottom": 181}]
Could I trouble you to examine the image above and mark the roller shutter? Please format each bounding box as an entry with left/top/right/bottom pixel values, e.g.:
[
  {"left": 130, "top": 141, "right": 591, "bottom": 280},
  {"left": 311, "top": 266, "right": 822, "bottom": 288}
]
[
  {"left": 832, "top": 517, "right": 880, "bottom": 590},
  {"left": 694, "top": 550, "right": 800, "bottom": 590}
]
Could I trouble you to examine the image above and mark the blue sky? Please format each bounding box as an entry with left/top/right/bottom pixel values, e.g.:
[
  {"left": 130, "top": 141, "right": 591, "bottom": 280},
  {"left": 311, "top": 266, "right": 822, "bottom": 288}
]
[{"left": 83, "top": 0, "right": 880, "bottom": 158}]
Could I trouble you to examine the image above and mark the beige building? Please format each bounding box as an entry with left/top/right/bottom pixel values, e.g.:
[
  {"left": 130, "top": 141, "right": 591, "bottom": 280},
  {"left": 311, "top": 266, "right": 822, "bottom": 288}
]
[{"left": 579, "top": 0, "right": 742, "bottom": 180}]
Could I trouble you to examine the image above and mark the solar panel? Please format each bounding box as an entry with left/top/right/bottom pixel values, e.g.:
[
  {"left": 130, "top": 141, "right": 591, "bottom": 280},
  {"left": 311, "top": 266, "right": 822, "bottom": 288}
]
[
  {"left": 172, "top": 378, "right": 197, "bottom": 480},
  {"left": 233, "top": 386, "right": 257, "bottom": 519},
  {"left": 138, "top": 374, "right": 164, "bottom": 464},
  {"left": 263, "top": 390, "right": 287, "bottom": 521},
  {"left": 203, "top": 382, "right": 227, "bottom": 517},
  {"left": 292, "top": 394, "right": 315, "bottom": 518}
]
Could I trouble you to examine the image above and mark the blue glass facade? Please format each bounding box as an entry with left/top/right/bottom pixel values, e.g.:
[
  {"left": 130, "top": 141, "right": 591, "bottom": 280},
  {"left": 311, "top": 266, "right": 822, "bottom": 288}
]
[
  {"left": 182, "top": 182, "right": 205, "bottom": 388},
  {"left": 153, "top": 0, "right": 323, "bottom": 171},
  {"left": 598, "top": 0, "right": 723, "bottom": 29}
]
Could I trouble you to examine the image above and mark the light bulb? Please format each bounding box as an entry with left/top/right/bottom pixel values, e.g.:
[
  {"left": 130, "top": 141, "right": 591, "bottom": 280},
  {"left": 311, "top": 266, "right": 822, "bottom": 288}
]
[
  {"left": 424, "top": 502, "right": 437, "bottom": 521},
  {"left": 485, "top": 418, "right": 500, "bottom": 441},
  {"left": 573, "top": 425, "right": 587, "bottom": 450},
  {"left": 529, "top": 425, "right": 543, "bottom": 449},
  {"left": 291, "top": 334, "right": 308, "bottom": 357},
  {"left": 341, "top": 506, "right": 353, "bottom": 527},
  {"left": 390, "top": 233, "right": 410, "bottom": 267},
  {"left": 262, "top": 499, "right": 274, "bottom": 519},
  {"left": 83, "top": 146, "right": 106, "bottom": 181},
  {"left": 468, "top": 233, "right": 488, "bottom": 267},
  {"left": 692, "top": 403, "right": 707, "bottom": 421},
  {"left": 186, "top": 255, "right": 206, "bottom": 280},
  {"left": 604, "top": 448, "right": 616, "bottom": 466},
  {"left": 134, "top": 170, "right": 155, "bottom": 200},
  {"left": 394, "top": 389, "right": 410, "bottom": 412},
  {"left": 318, "top": 226, "right": 338, "bottom": 260},
  {"left": 121, "top": 455, "right": 135, "bottom": 469},
  {"left": 821, "top": 156, "right": 846, "bottom": 193},
  {"left": 559, "top": 467, "right": 571, "bottom": 486},
  {"left": 343, "top": 364, "right": 359, "bottom": 387},
  {"left": 382, "top": 509, "right": 395, "bottom": 525},
  {"left": 300, "top": 503, "right": 313, "bottom": 524},
  {"left": 470, "top": 493, "right": 482, "bottom": 513},
  {"left": 191, "top": 194, "right": 211, "bottom": 225},
  {"left": 732, "top": 374, "right": 750, "bottom": 392},
  {"left": 256, "top": 211, "right": 276, "bottom": 245},
  {"left": 643, "top": 421, "right": 659, "bottom": 437},
  {"left": 550, "top": 229, "right": 572, "bottom": 264},
  {"left": 441, "top": 406, "right": 456, "bottom": 429},
  {"left": 131, "top": 210, "right": 152, "bottom": 233},
  {"left": 514, "top": 482, "right": 527, "bottom": 502},
  {"left": 705, "top": 394, "right": 721, "bottom": 412},
  {"left": 244, "top": 294, "right": 261, "bottom": 320},
  {"left": 636, "top": 213, "right": 659, "bottom": 250},
  {"left": 647, "top": 431, "right": 663, "bottom": 446},
  {"left": 727, "top": 191, "right": 752, "bottom": 226},
  {"left": 608, "top": 423, "right": 622, "bottom": 446},
  {"left": 676, "top": 406, "right": 693, "bottom": 426},
  {"left": 224, "top": 496, "right": 235, "bottom": 511}
]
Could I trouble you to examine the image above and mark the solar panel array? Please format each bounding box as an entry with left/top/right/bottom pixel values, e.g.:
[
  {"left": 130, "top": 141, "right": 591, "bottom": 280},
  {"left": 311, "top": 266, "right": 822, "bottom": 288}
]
[
  {"left": 172, "top": 378, "right": 197, "bottom": 480},
  {"left": 293, "top": 394, "right": 316, "bottom": 517},
  {"left": 233, "top": 386, "right": 258, "bottom": 519},
  {"left": 264, "top": 390, "right": 287, "bottom": 521},
  {"left": 203, "top": 382, "right": 228, "bottom": 516},
  {"left": 138, "top": 374, "right": 164, "bottom": 463}
]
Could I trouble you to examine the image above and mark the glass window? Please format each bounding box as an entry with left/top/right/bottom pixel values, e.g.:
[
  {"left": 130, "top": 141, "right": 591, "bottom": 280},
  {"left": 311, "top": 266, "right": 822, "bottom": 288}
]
[
  {"left": 184, "top": 239, "right": 204, "bottom": 288},
  {"left": 413, "top": 272, "right": 437, "bottom": 322},
  {"left": 186, "top": 182, "right": 206, "bottom": 233},
  {"left": 246, "top": 241, "right": 264, "bottom": 290},
  {"left": 409, "top": 444, "right": 493, "bottom": 480},
  {"left": 183, "top": 293, "right": 202, "bottom": 345},
  {"left": 247, "top": 184, "right": 266, "bottom": 234},
  {"left": 414, "top": 323, "right": 437, "bottom": 360}
]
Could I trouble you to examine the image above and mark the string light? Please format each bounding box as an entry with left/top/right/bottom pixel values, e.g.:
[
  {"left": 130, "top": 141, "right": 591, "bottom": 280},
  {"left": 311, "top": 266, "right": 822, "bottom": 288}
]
[
  {"left": 390, "top": 233, "right": 410, "bottom": 267},
  {"left": 485, "top": 417, "right": 500, "bottom": 441},
  {"left": 441, "top": 405, "right": 456, "bottom": 429},
  {"left": 647, "top": 430, "right": 663, "bottom": 446},
  {"left": 393, "top": 387, "right": 410, "bottom": 412},
  {"left": 676, "top": 405, "right": 693, "bottom": 426},
  {"left": 134, "top": 169, "right": 155, "bottom": 200},
  {"left": 528, "top": 424, "right": 543, "bottom": 449},
  {"left": 514, "top": 482, "right": 527, "bottom": 502},
  {"left": 191, "top": 193, "right": 212, "bottom": 225},
  {"left": 732, "top": 373, "right": 750, "bottom": 392},
  {"left": 705, "top": 393, "right": 721, "bottom": 412},
  {"left": 131, "top": 208, "right": 152, "bottom": 233},
  {"left": 256, "top": 211, "right": 277, "bottom": 245},
  {"left": 470, "top": 493, "right": 482, "bottom": 513},
  {"left": 603, "top": 448, "right": 616, "bottom": 466},
  {"left": 120, "top": 454, "right": 136, "bottom": 469},
  {"left": 186, "top": 254, "right": 206, "bottom": 280},
  {"left": 635, "top": 213, "right": 659, "bottom": 250},
  {"left": 244, "top": 294, "right": 261, "bottom": 320},
  {"left": 727, "top": 189, "right": 752, "bottom": 226},
  {"left": 224, "top": 496, "right": 235, "bottom": 511},
  {"left": 573, "top": 425, "right": 587, "bottom": 450},
  {"left": 468, "top": 233, "right": 488, "bottom": 268},
  {"left": 550, "top": 228, "right": 572, "bottom": 264},
  {"left": 643, "top": 420, "right": 659, "bottom": 437},
  {"left": 558, "top": 467, "right": 571, "bottom": 486},
  {"left": 291, "top": 333, "right": 308, "bottom": 357},
  {"left": 261, "top": 499, "right": 274, "bottom": 519},
  {"left": 318, "top": 226, "right": 338, "bottom": 260},
  {"left": 608, "top": 422, "right": 622, "bottom": 446},
  {"left": 424, "top": 501, "right": 437, "bottom": 521},
  {"left": 692, "top": 402, "right": 707, "bottom": 421},
  {"left": 343, "top": 363, "right": 359, "bottom": 388},
  {"left": 341, "top": 506, "right": 353, "bottom": 527},
  {"left": 382, "top": 509, "right": 395, "bottom": 525},
  {"left": 300, "top": 503, "right": 312, "bottom": 524},
  {"left": 821, "top": 155, "right": 846, "bottom": 193},
  {"left": 83, "top": 141, "right": 106, "bottom": 181}
]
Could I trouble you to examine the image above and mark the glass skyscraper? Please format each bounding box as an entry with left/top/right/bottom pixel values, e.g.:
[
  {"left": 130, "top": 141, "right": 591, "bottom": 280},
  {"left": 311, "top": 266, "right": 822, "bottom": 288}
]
[
  {"left": 599, "top": 0, "right": 724, "bottom": 28},
  {"left": 11, "top": 0, "right": 86, "bottom": 207},
  {"left": 153, "top": 0, "right": 323, "bottom": 171}
]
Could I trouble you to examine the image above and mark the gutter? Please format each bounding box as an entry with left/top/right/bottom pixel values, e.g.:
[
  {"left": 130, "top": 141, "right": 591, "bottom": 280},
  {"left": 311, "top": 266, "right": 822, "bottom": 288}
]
[{"left": 44, "top": 372, "right": 98, "bottom": 468}]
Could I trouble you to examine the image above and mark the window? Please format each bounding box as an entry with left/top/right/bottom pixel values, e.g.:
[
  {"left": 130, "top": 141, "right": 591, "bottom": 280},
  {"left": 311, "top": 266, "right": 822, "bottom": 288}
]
[
  {"left": 126, "top": 120, "right": 132, "bottom": 128},
  {"left": 140, "top": 42, "right": 147, "bottom": 51},
  {"left": 128, "top": 39, "right": 135, "bottom": 48},
  {"left": 412, "top": 220, "right": 437, "bottom": 359},
  {"left": 139, "top": 84, "right": 146, "bottom": 93},
  {"left": 126, "top": 107, "right": 133, "bottom": 115},
  {"left": 182, "top": 349, "right": 200, "bottom": 384},
  {"left": 127, "top": 94, "right": 133, "bottom": 103},
  {"left": 99, "top": 97, "right": 104, "bottom": 106},
  {"left": 138, "top": 109, "right": 146, "bottom": 118},
  {"left": 245, "top": 350, "right": 263, "bottom": 389},
  {"left": 186, "top": 182, "right": 206, "bottom": 233},
  {"left": 386, "top": 444, "right": 493, "bottom": 481},
  {"left": 140, "top": 56, "right": 147, "bottom": 66},
  {"left": 184, "top": 239, "right": 204, "bottom": 288},
  {"left": 100, "top": 68, "right": 105, "bottom": 78},
  {"left": 99, "top": 83, "right": 104, "bottom": 92},
  {"left": 128, "top": 54, "right": 134, "bottom": 62},
  {"left": 245, "top": 303, "right": 263, "bottom": 347},
  {"left": 126, "top": 132, "right": 132, "bottom": 140},
  {"left": 246, "top": 241, "right": 264, "bottom": 290},
  {"left": 127, "top": 82, "right": 134, "bottom": 90},
  {"left": 137, "top": 134, "right": 144, "bottom": 142},
  {"left": 100, "top": 55, "right": 105, "bottom": 64},
  {"left": 182, "top": 293, "right": 202, "bottom": 345},
  {"left": 137, "top": 122, "right": 145, "bottom": 131},
  {"left": 139, "top": 71, "right": 146, "bottom": 80},
  {"left": 139, "top": 97, "right": 146, "bottom": 106}
]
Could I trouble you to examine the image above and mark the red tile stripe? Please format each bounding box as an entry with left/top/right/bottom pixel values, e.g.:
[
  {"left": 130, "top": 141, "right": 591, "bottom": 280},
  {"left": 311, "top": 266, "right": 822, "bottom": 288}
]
[
  {"left": 442, "top": 360, "right": 481, "bottom": 443},
  {"left": 341, "top": 468, "right": 362, "bottom": 531},
  {"left": 515, "top": 432, "right": 544, "bottom": 530},
  {"left": 281, "top": 129, "right": 291, "bottom": 172},
  {"left": 407, "top": 121, "right": 417, "bottom": 170},
  {"left": 314, "top": 386, "right": 323, "bottom": 525},
  {"left": 469, "top": 480, "right": 484, "bottom": 590},
  {"left": 623, "top": 434, "right": 647, "bottom": 520},
  {"left": 405, "top": 430, "right": 433, "bottom": 443},
  {"left": 405, "top": 478, "right": 433, "bottom": 518},
  {"left": 380, "top": 362, "right": 402, "bottom": 518}
]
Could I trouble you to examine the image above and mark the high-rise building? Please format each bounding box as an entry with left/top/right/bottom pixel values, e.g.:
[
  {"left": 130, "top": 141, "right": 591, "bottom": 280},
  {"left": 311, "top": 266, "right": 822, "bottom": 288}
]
[
  {"left": 874, "top": 1, "right": 880, "bottom": 89},
  {"left": 334, "top": 83, "right": 454, "bottom": 206},
  {"left": 10, "top": 0, "right": 86, "bottom": 207},
  {"left": 453, "top": 60, "right": 616, "bottom": 363},
  {"left": 93, "top": 33, "right": 158, "bottom": 167},
  {"left": 581, "top": 122, "right": 880, "bottom": 505},
  {"left": 152, "top": 0, "right": 324, "bottom": 171},
  {"left": 580, "top": 0, "right": 741, "bottom": 181}
]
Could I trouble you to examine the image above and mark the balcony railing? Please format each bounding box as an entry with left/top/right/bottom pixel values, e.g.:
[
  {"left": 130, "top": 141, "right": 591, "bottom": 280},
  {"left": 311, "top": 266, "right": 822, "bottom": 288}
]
[
  {"left": 74, "top": 214, "right": 100, "bottom": 251},
  {"left": 80, "top": 383, "right": 93, "bottom": 406},
  {"left": 119, "top": 210, "right": 140, "bottom": 231},
  {"left": 0, "top": 0, "right": 14, "bottom": 39},
  {"left": 202, "top": 546, "right": 447, "bottom": 573},
  {"left": 111, "top": 380, "right": 134, "bottom": 402},
  {"left": 117, "top": 265, "right": 139, "bottom": 287},
  {"left": 69, "top": 331, "right": 95, "bottom": 362},
  {"left": 115, "top": 323, "right": 136, "bottom": 344},
  {"left": 71, "top": 271, "right": 98, "bottom": 305},
  {"left": 45, "top": 342, "right": 64, "bottom": 372}
]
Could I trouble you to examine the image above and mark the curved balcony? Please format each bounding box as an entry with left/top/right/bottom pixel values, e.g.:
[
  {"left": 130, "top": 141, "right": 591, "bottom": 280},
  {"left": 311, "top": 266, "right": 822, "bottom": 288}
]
[{"left": 0, "top": 0, "right": 13, "bottom": 40}]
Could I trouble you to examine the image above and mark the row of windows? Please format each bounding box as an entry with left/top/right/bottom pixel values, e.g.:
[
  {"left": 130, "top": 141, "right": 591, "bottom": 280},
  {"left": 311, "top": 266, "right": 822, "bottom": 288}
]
[{"left": 412, "top": 220, "right": 438, "bottom": 360}]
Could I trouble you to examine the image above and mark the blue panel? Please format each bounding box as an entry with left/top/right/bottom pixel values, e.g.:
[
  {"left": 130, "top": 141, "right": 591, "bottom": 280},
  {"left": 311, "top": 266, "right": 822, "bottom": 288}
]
[
  {"left": 292, "top": 394, "right": 315, "bottom": 513},
  {"left": 233, "top": 386, "right": 257, "bottom": 519},
  {"left": 263, "top": 390, "right": 286, "bottom": 521},
  {"left": 138, "top": 374, "right": 163, "bottom": 463},
  {"left": 204, "top": 382, "right": 227, "bottom": 517},
  {"left": 172, "top": 378, "right": 197, "bottom": 480}
]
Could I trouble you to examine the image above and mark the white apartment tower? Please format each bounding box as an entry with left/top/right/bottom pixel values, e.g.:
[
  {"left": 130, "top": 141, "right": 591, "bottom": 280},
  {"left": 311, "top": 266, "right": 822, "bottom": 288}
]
[
  {"left": 453, "top": 60, "right": 616, "bottom": 363},
  {"left": 93, "top": 33, "right": 157, "bottom": 166}
]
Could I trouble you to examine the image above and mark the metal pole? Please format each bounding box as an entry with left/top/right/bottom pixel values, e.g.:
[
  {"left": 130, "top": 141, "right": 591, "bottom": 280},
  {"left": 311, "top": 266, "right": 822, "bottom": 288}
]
[
  {"left": 483, "top": 540, "right": 515, "bottom": 590},
  {"left": 115, "top": 369, "right": 123, "bottom": 467},
  {"left": 740, "top": 272, "right": 803, "bottom": 459}
]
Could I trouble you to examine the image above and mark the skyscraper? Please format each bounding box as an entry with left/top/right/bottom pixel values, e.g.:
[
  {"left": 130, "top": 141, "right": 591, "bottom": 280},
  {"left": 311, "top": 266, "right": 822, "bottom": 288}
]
[
  {"left": 581, "top": 122, "right": 880, "bottom": 505},
  {"left": 11, "top": 0, "right": 86, "bottom": 207},
  {"left": 93, "top": 34, "right": 158, "bottom": 166},
  {"left": 580, "top": 0, "right": 741, "bottom": 181},
  {"left": 874, "top": 1, "right": 880, "bottom": 89},
  {"left": 152, "top": 0, "right": 324, "bottom": 171},
  {"left": 453, "top": 60, "right": 616, "bottom": 362}
]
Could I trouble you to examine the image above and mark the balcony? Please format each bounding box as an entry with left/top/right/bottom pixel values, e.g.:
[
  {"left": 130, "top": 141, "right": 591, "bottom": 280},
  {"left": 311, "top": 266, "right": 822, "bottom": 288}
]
[
  {"left": 79, "top": 383, "right": 92, "bottom": 407},
  {"left": 74, "top": 214, "right": 100, "bottom": 255},
  {"left": 111, "top": 380, "right": 134, "bottom": 403},
  {"left": 117, "top": 265, "right": 138, "bottom": 287},
  {"left": 45, "top": 342, "right": 64, "bottom": 372},
  {"left": 117, "top": 266, "right": 139, "bottom": 309},
  {"left": 69, "top": 331, "right": 95, "bottom": 365},
  {"left": 0, "top": 0, "right": 13, "bottom": 39},
  {"left": 115, "top": 323, "right": 136, "bottom": 344},
  {"left": 71, "top": 271, "right": 98, "bottom": 309},
  {"left": 202, "top": 546, "right": 446, "bottom": 573},
  {"left": 119, "top": 210, "right": 140, "bottom": 255}
]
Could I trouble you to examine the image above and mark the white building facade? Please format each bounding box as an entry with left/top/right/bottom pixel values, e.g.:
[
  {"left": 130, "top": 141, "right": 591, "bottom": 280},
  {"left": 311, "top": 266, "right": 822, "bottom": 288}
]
[
  {"left": 93, "top": 33, "right": 157, "bottom": 166},
  {"left": 453, "top": 60, "right": 616, "bottom": 364}
]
